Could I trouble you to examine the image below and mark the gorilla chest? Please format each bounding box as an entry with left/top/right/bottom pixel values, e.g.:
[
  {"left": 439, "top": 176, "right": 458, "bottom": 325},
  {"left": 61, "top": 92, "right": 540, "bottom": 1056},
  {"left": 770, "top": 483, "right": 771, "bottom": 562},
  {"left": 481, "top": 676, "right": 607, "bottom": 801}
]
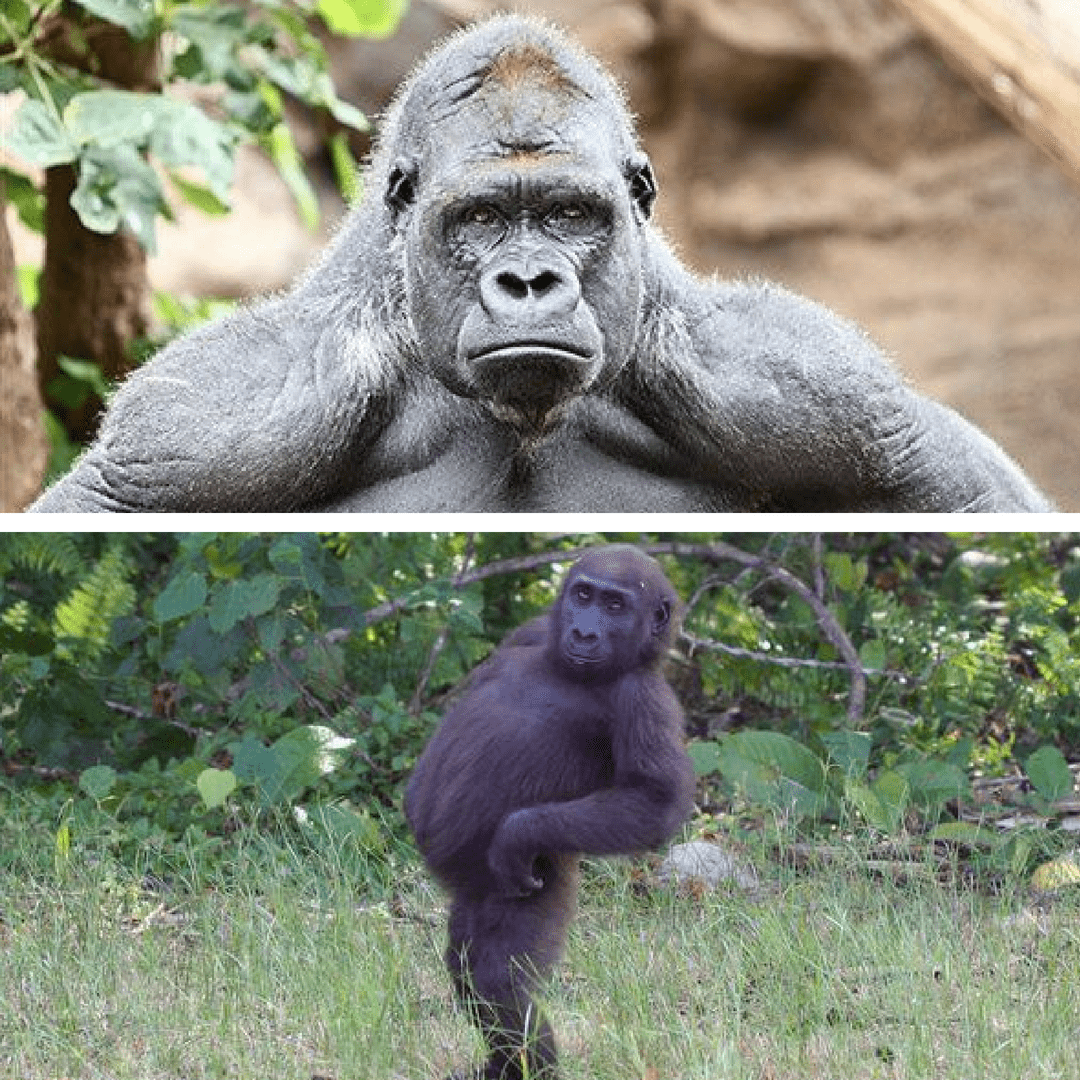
[{"left": 330, "top": 405, "right": 728, "bottom": 511}]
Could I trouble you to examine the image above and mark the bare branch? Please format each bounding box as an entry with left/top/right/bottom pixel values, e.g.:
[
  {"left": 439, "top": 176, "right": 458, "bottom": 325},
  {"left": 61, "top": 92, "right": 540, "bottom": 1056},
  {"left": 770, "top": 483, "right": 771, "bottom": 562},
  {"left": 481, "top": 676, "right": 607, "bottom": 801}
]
[{"left": 647, "top": 539, "right": 869, "bottom": 725}]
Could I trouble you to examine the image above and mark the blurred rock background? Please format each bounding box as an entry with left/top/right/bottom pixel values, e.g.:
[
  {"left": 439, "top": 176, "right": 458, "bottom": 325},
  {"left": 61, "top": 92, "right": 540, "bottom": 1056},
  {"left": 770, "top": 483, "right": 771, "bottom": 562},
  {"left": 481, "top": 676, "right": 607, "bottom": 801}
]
[{"left": 7, "top": 0, "right": 1080, "bottom": 510}]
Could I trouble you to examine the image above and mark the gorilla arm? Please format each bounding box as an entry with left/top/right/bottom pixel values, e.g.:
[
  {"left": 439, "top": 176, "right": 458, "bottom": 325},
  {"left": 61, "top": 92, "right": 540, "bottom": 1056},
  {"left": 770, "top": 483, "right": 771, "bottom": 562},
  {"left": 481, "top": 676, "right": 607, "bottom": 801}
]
[
  {"left": 638, "top": 276, "right": 1052, "bottom": 512},
  {"left": 29, "top": 300, "right": 390, "bottom": 512},
  {"left": 487, "top": 674, "right": 695, "bottom": 898}
]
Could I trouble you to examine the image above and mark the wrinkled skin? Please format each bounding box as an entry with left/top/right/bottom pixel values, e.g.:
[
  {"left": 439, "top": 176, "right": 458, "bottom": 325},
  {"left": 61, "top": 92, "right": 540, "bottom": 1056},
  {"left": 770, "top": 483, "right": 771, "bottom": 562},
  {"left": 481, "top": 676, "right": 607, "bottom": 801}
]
[
  {"left": 29, "top": 16, "right": 1051, "bottom": 512},
  {"left": 404, "top": 548, "right": 695, "bottom": 1080}
]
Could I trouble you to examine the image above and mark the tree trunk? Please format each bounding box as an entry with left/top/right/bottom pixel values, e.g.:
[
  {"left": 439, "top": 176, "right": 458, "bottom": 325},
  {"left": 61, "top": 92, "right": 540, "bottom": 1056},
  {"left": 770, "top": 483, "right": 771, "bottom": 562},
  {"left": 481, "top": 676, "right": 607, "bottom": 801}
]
[
  {"left": 889, "top": 0, "right": 1080, "bottom": 188},
  {"left": 36, "top": 7, "right": 159, "bottom": 440},
  {"left": 0, "top": 196, "right": 49, "bottom": 510}
]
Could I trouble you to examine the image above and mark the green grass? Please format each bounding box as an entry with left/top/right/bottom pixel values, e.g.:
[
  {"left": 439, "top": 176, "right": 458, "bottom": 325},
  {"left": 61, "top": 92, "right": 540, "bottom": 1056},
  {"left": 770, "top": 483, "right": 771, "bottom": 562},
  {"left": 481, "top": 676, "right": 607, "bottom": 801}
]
[{"left": 1, "top": 829, "right": 1078, "bottom": 1080}]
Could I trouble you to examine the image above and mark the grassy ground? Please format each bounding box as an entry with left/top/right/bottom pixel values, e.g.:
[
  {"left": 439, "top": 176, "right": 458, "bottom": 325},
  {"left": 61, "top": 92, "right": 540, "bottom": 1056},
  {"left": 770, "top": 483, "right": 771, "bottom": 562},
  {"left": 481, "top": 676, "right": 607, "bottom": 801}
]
[{"left": 1, "top": 830, "right": 1078, "bottom": 1080}]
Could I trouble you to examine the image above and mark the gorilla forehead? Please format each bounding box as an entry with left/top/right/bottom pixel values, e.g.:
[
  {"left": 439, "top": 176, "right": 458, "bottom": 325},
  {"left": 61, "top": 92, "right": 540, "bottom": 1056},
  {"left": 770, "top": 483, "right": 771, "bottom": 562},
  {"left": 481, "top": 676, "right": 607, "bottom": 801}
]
[
  {"left": 569, "top": 547, "right": 672, "bottom": 597},
  {"left": 387, "top": 15, "right": 637, "bottom": 160},
  {"left": 421, "top": 124, "right": 630, "bottom": 204}
]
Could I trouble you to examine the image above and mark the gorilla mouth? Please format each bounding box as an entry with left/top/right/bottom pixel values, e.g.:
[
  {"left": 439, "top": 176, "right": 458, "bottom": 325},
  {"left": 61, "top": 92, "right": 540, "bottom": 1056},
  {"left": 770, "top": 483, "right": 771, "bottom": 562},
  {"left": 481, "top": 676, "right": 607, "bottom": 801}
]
[
  {"left": 469, "top": 342, "right": 595, "bottom": 365},
  {"left": 566, "top": 650, "right": 602, "bottom": 665},
  {"left": 470, "top": 344, "right": 600, "bottom": 434}
]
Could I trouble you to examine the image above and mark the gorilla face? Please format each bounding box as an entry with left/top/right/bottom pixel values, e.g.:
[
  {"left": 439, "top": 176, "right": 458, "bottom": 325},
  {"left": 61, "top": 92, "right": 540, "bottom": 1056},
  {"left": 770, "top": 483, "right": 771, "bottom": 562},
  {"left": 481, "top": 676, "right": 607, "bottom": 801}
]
[
  {"left": 554, "top": 550, "right": 674, "bottom": 681},
  {"left": 388, "top": 53, "right": 656, "bottom": 435}
]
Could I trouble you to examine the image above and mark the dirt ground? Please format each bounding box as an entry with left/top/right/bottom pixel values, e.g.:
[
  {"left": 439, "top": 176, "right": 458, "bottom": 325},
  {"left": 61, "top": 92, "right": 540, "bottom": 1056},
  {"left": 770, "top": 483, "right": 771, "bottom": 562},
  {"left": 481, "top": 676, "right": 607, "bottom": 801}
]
[{"left": 6, "top": 0, "right": 1080, "bottom": 510}]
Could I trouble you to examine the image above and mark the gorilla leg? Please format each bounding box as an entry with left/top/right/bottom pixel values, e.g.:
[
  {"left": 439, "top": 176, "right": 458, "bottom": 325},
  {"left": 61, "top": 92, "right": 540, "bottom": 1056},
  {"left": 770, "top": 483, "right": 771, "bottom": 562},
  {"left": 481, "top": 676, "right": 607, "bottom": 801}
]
[{"left": 445, "top": 861, "right": 578, "bottom": 1080}]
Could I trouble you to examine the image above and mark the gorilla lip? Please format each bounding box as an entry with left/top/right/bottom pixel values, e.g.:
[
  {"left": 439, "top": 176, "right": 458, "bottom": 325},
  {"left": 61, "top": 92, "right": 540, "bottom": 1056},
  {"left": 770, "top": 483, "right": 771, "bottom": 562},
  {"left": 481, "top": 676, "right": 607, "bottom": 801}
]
[
  {"left": 565, "top": 650, "right": 601, "bottom": 665},
  {"left": 468, "top": 342, "right": 595, "bottom": 364}
]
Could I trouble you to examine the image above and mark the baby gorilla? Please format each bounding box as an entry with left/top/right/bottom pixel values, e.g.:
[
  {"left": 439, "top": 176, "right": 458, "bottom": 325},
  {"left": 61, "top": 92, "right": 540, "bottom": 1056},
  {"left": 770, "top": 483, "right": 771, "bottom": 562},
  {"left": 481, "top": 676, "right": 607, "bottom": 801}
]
[{"left": 405, "top": 547, "right": 695, "bottom": 1079}]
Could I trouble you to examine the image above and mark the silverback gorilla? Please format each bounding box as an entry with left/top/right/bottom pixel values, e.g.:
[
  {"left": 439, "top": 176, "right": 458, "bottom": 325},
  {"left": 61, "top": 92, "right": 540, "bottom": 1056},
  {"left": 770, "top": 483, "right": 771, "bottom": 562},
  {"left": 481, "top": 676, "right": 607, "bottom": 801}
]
[
  {"left": 30, "top": 17, "right": 1050, "bottom": 511},
  {"left": 405, "top": 547, "right": 695, "bottom": 1079}
]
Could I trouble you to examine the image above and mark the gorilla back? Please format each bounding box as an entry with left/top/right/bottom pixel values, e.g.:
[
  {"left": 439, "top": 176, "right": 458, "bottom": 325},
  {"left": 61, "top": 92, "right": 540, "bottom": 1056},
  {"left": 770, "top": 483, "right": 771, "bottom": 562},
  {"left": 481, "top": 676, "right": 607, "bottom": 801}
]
[{"left": 30, "top": 16, "right": 1051, "bottom": 512}]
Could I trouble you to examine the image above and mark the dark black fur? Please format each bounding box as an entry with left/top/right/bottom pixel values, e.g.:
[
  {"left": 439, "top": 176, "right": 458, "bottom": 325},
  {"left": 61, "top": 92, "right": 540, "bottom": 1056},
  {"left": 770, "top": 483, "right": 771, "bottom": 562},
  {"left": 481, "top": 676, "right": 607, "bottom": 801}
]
[
  {"left": 30, "top": 16, "right": 1049, "bottom": 511},
  {"left": 405, "top": 547, "right": 695, "bottom": 1079}
]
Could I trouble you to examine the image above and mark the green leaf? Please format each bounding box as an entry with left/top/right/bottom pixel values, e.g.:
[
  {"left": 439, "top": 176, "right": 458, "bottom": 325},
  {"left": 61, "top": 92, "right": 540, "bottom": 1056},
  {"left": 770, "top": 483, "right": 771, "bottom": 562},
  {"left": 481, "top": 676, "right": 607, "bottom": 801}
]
[
  {"left": 894, "top": 758, "right": 970, "bottom": 808},
  {"left": 208, "top": 574, "right": 282, "bottom": 633},
  {"left": 56, "top": 822, "right": 71, "bottom": 860},
  {"left": 329, "top": 131, "right": 362, "bottom": 204},
  {"left": 153, "top": 570, "right": 208, "bottom": 623},
  {"left": 928, "top": 821, "right": 999, "bottom": 848},
  {"left": 57, "top": 356, "right": 111, "bottom": 400},
  {"left": 17, "top": 264, "right": 39, "bottom": 308},
  {"left": 17, "top": 669, "right": 115, "bottom": 768},
  {"left": 53, "top": 544, "right": 135, "bottom": 656},
  {"left": 65, "top": 92, "right": 236, "bottom": 202},
  {"left": 230, "top": 732, "right": 280, "bottom": 804},
  {"left": 268, "top": 534, "right": 328, "bottom": 594},
  {"left": 70, "top": 144, "right": 165, "bottom": 252},
  {"left": 717, "top": 730, "right": 828, "bottom": 819},
  {"left": 846, "top": 770, "right": 909, "bottom": 833},
  {"left": 316, "top": 0, "right": 407, "bottom": 39},
  {"left": 169, "top": 171, "right": 229, "bottom": 216},
  {"left": 5, "top": 100, "right": 77, "bottom": 168},
  {"left": 686, "top": 741, "right": 722, "bottom": 777},
  {"left": 1025, "top": 745, "right": 1074, "bottom": 802},
  {"left": 230, "top": 725, "right": 354, "bottom": 805},
  {"left": 268, "top": 724, "right": 355, "bottom": 804},
  {"left": 325, "top": 93, "right": 368, "bottom": 133},
  {"left": 302, "top": 802, "right": 384, "bottom": 851},
  {"left": 196, "top": 767, "right": 237, "bottom": 809},
  {"left": 64, "top": 90, "right": 159, "bottom": 147},
  {"left": 148, "top": 100, "right": 235, "bottom": 200},
  {"left": 0, "top": 622, "right": 54, "bottom": 656},
  {"left": 72, "top": 0, "right": 157, "bottom": 37},
  {"left": 820, "top": 729, "right": 871, "bottom": 779},
  {"left": 79, "top": 764, "right": 118, "bottom": 801},
  {"left": 0, "top": 167, "right": 45, "bottom": 232},
  {"left": 265, "top": 122, "right": 317, "bottom": 230},
  {"left": 824, "top": 552, "right": 868, "bottom": 593},
  {"left": 170, "top": 5, "right": 247, "bottom": 81},
  {"left": 858, "top": 637, "right": 887, "bottom": 671}
]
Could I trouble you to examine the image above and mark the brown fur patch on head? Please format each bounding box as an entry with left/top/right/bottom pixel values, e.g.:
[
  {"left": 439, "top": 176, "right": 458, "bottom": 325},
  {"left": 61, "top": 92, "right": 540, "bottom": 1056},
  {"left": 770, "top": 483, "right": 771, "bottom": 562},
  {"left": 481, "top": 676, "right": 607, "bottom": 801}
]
[{"left": 480, "top": 41, "right": 582, "bottom": 100}]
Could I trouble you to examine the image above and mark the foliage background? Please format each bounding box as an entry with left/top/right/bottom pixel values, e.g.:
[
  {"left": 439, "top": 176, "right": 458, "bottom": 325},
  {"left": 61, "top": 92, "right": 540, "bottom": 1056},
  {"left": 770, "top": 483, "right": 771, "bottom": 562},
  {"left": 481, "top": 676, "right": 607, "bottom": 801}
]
[{"left": 1, "top": 531, "right": 1078, "bottom": 888}]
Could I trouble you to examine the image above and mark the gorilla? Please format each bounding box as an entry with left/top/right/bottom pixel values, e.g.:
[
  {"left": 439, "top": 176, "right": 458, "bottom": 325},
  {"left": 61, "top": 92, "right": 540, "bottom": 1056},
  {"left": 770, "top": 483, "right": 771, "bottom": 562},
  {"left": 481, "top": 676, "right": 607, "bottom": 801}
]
[
  {"left": 29, "top": 16, "right": 1050, "bottom": 511},
  {"left": 405, "top": 546, "right": 695, "bottom": 1080}
]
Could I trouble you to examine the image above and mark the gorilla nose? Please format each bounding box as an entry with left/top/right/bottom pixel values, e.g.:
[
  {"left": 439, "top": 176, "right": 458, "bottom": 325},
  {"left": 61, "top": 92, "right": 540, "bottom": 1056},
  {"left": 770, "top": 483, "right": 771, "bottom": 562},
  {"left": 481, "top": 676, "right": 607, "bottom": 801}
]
[{"left": 481, "top": 263, "right": 581, "bottom": 324}]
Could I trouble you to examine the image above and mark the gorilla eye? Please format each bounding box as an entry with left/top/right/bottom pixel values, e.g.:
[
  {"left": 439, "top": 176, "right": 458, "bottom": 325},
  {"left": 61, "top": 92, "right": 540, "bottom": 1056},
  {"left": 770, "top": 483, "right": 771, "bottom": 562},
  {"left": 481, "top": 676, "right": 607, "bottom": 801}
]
[
  {"left": 574, "top": 583, "right": 592, "bottom": 601},
  {"left": 467, "top": 205, "right": 499, "bottom": 226},
  {"left": 453, "top": 203, "right": 507, "bottom": 250},
  {"left": 544, "top": 202, "right": 597, "bottom": 236}
]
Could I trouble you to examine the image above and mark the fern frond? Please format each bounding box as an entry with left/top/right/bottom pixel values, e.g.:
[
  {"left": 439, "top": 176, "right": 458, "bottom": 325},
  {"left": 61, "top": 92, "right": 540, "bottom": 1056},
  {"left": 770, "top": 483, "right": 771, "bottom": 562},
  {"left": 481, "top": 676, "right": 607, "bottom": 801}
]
[
  {"left": 53, "top": 543, "right": 136, "bottom": 660},
  {"left": 0, "top": 533, "right": 84, "bottom": 578}
]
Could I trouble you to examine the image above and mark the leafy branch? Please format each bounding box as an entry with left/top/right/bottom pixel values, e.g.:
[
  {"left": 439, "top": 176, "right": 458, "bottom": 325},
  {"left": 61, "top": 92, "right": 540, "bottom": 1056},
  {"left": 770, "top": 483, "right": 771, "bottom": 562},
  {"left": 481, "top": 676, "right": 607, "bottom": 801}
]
[{"left": 1, "top": 0, "right": 403, "bottom": 249}]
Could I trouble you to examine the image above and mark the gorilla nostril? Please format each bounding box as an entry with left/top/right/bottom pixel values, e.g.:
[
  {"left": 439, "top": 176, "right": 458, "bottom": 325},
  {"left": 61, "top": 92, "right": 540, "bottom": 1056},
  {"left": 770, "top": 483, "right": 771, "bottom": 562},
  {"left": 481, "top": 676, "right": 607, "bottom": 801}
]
[
  {"left": 497, "top": 272, "right": 529, "bottom": 301},
  {"left": 532, "top": 271, "right": 559, "bottom": 295}
]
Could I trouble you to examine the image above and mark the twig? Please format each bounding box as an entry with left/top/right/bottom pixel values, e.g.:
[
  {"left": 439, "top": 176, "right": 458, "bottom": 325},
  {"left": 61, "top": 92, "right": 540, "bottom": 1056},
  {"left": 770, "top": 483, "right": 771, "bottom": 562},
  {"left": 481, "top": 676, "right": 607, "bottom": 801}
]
[
  {"left": 409, "top": 534, "right": 477, "bottom": 714},
  {"left": 679, "top": 630, "right": 911, "bottom": 683},
  {"left": 648, "top": 539, "right": 869, "bottom": 725}
]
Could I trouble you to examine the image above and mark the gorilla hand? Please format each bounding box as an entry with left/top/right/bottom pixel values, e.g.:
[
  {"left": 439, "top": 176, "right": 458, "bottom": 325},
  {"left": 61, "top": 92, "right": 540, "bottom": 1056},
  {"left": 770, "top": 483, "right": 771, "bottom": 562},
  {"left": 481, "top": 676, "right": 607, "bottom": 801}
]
[{"left": 488, "top": 810, "right": 545, "bottom": 897}]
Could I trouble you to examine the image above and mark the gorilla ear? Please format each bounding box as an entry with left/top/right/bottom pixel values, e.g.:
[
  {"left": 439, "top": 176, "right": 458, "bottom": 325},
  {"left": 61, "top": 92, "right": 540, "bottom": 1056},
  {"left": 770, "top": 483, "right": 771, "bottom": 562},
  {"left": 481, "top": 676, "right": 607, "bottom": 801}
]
[
  {"left": 652, "top": 600, "right": 671, "bottom": 636},
  {"left": 386, "top": 157, "right": 419, "bottom": 218},
  {"left": 626, "top": 153, "right": 657, "bottom": 222}
]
